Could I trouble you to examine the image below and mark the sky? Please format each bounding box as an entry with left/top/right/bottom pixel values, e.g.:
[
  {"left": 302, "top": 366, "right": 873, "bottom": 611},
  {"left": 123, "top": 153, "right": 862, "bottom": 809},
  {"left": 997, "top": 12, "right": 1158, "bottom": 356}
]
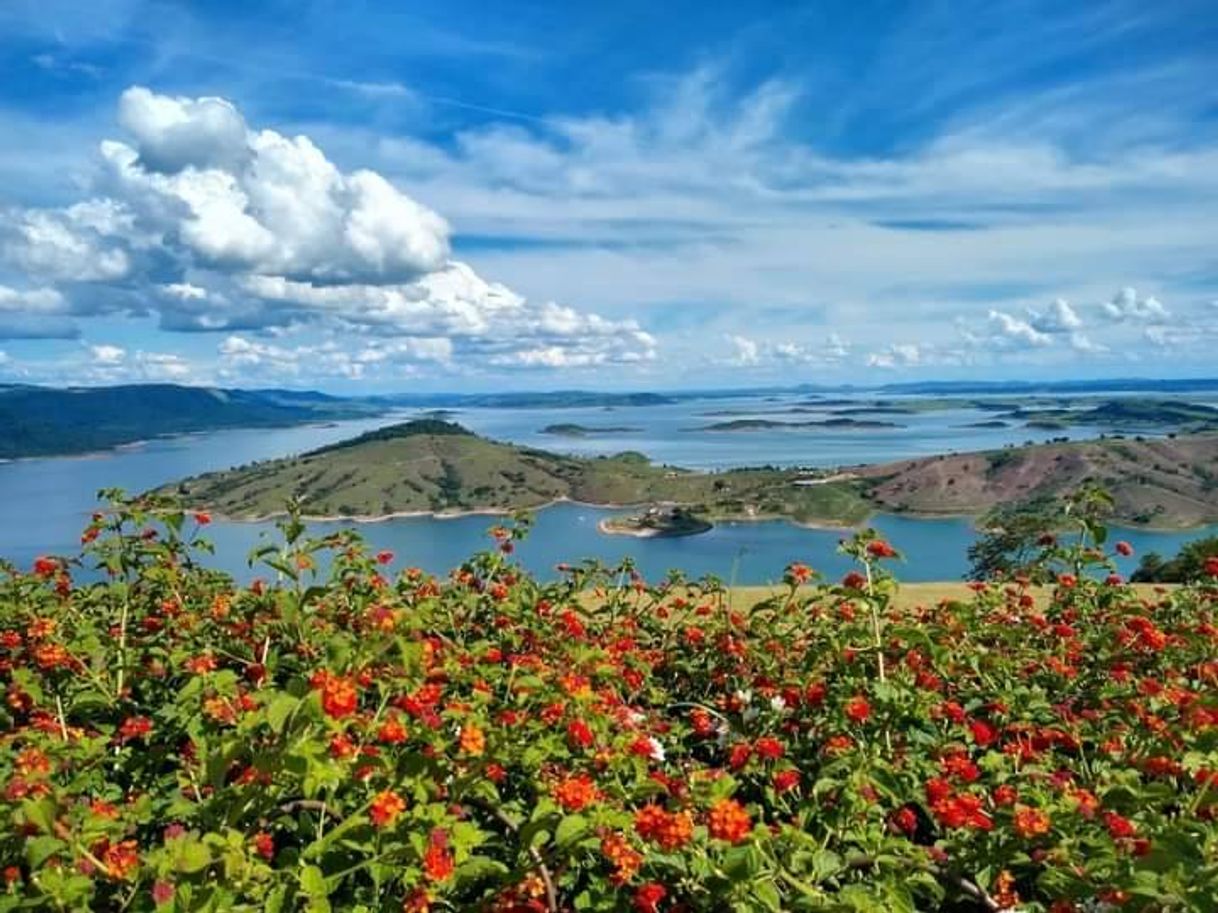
[{"left": 0, "top": 0, "right": 1215, "bottom": 392}]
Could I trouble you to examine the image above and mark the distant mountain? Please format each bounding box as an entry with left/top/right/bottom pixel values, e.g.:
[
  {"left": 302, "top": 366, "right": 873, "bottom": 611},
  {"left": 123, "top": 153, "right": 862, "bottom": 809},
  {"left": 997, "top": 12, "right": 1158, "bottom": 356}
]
[{"left": 0, "top": 383, "right": 383, "bottom": 459}]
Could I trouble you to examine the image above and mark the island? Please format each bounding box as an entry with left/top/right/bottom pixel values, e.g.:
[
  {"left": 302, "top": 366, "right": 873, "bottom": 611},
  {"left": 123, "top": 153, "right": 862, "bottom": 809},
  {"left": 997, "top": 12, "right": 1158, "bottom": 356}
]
[
  {"left": 696, "top": 417, "right": 903, "bottom": 431},
  {"left": 164, "top": 419, "right": 1218, "bottom": 530},
  {"left": 1003, "top": 398, "right": 1218, "bottom": 431},
  {"left": 539, "top": 423, "right": 643, "bottom": 437},
  {"left": 599, "top": 506, "right": 713, "bottom": 538}
]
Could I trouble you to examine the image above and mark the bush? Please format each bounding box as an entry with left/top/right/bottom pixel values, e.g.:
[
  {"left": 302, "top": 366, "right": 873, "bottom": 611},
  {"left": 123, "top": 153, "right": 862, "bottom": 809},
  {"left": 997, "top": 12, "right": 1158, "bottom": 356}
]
[{"left": 1, "top": 495, "right": 1217, "bottom": 911}]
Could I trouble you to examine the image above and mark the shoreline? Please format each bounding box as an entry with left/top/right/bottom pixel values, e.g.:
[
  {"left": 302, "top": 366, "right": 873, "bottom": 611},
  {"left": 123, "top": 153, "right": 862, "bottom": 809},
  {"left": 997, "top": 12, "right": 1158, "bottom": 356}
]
[{"left": 193, "top": 497, "right": 1218, "bottom": 534}]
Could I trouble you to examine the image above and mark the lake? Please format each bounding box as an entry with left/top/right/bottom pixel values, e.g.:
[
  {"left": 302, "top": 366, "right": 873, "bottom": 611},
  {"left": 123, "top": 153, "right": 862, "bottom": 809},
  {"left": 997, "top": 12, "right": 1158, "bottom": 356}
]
[{"left": 2, "top": 391, "right": 1214, "bottom": 583}]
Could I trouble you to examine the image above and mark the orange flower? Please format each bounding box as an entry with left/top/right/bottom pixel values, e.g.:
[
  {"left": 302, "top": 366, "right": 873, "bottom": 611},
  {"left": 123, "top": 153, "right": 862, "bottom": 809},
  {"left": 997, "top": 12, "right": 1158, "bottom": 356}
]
[
  {"left": 707, "top": 798, "right": 752, "bottom": 844},
  {"left": 377, "top": 715, "right": 409, "bottom": 744},
  {"left": 459, "top": 724, "right": 485, "bottom": 756},
  {"left": 1012, "top": 805, "right": 1051, "bottom": 839},
  {"left": 369, "top": 790, "right": 406, "bottom": 828},
  {"left": 601, "top": 832, "right": 643, "bottom": 885},
  {"left": 553, "top": 773, "right": 600, "bottom": 811},
  {"left": 96, "top": 839, "right": 140, "bottom": 880},
  {"left": 317, "top": 674, "right": 360, "bottom": 719}
]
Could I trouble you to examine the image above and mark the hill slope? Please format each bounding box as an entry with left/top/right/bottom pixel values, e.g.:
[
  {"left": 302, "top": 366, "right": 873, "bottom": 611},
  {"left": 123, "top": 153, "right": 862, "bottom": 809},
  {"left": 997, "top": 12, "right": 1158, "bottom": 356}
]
[
  {"left": 166, "top": 420, "right": 875, "bottom": 524},
  {"left": 858, "top": 434, "right": 1218, "bottom": 527},
  {"left": 0, "top": 383, "right": 381, "bottom": 459}
]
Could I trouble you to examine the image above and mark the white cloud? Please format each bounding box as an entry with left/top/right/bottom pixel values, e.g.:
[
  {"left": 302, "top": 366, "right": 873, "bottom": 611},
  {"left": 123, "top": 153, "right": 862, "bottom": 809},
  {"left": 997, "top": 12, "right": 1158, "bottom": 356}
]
[
  {"left": 0, "top": 285, "right": 68, "bottom": 314},
  {"left": 1, "top": 201, "right": 133, "bottom": 282},
  {"left": 867, "top": 343, "right": 922, "bottom": 368},
  {"left": 1028, "top": 298, "right": 1082, "bottom": 333},
  {"left": 986, "top": 310, "right": 1052, "bottom": 349},
  {"left": 1100, "top": 287, "right": 1169, "bottom": 323},
  {"left": 89, "top": 344, "right": 126, "bottom": 365},
  {"left": 0, "top": 87, "right": 654, "bottom": 376},
  {"left": 725, "top": 334, "right": 760, "bottom": 366}
]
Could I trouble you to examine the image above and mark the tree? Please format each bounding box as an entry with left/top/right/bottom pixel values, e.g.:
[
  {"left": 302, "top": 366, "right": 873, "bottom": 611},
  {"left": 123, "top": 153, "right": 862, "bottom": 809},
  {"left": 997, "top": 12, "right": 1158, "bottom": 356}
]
[
  {"left": 1131, "top": 536, "right": 1218, "bottom": 583},
  {"left": 966, "top": 500, "right": 1061, "bottom": 581}
]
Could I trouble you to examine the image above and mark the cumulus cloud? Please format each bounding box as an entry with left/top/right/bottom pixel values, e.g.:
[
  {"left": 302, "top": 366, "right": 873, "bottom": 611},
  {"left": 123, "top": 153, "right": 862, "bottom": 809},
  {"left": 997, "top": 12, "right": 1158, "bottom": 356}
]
[
  {"left": 0, "top": 86, "right": 654, "bottom": 377},
  {"left": 725, "top": 334, "right": 760, "bottom": 366},
  {"left": 866, "top": 343, "right": 921, "bottom": 368},
  {"left": 986, "top": 310, "right": 1052, "bottom": 349},
  {"left": 718, "top": 333, "right": 851, "bottom": 368},
  {"left": 1028, "top": 298, "right": 1082, "bottom": 334},
  {"left": 1101, "top": 287, "right": 1169, "bottom": 324}
]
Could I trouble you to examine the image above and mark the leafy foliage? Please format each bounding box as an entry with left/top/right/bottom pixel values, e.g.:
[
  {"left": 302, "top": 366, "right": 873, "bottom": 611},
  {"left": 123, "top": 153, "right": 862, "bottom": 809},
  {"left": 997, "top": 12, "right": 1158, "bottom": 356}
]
[
  {"left": 1132, "top": 536, "right": 1218, "bottom": 583},
  {"left": 1, "top": 494, "right": 1217, "bottom": 911}
]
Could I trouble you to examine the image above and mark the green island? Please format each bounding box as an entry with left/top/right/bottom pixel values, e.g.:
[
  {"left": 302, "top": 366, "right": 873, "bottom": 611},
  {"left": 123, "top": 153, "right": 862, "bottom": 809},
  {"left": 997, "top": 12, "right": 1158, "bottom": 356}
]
[
  {"left": 165, "top": 419, "right": 1218, "bottom": 530},
  {"left": 539, "top": 423, "right": 643, "bottom": 437},
  {"left": 1006, "top": 398, "right": 1218, "bottom": 431},
  {"left": 696, "top": 417, "right": 904, "bottom": 431},
  {"left": 598, "top": 505, "right": 714, "bottom": 538}
]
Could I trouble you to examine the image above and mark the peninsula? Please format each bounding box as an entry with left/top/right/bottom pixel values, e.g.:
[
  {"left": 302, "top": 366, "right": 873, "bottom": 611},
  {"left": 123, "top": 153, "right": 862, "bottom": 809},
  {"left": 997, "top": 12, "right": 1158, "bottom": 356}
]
[{"left": 166, "top": 420, "right": 1218, "bottom": 530}]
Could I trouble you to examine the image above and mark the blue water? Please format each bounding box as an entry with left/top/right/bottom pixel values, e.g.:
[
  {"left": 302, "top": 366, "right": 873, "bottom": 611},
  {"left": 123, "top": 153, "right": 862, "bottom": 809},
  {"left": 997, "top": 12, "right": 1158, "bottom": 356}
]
[{"left": 1, "top": 393, "right": 1214, "bottom": 583}]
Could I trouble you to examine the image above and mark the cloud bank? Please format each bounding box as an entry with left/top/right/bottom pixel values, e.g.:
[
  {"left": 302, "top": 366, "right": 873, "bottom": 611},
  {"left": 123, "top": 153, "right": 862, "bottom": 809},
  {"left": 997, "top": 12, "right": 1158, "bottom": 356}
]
[{"left": 0, "top": 87, "right": 655, "bottom": 380}]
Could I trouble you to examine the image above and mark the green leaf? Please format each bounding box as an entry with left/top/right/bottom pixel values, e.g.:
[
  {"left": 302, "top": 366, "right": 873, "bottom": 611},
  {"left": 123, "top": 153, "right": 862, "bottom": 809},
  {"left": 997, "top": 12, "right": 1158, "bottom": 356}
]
[
  {"left": 266, "top": 693, "right": 300, "bottom": 735},
  {"left": 555, "top": 814, "right": 588, "bottom": 849},
  {"left": 300, "top": 865, "right": 328, "bottom": 898}
]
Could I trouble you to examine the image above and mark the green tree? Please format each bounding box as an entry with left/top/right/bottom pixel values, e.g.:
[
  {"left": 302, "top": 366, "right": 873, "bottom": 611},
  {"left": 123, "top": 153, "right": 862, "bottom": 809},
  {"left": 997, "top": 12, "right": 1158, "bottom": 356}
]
[{"left": 1131, "top": 535, "right": 1218, "bottom": 583}]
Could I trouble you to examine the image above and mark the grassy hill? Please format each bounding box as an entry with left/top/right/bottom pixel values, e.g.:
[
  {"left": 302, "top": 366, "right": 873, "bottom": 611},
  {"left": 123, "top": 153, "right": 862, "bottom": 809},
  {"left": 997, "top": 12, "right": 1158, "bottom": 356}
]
[
  {"left": 0, "top": 383, "right": 381, "bottom": 459},
  {"left": 858, "top": 433, "right": 1218, "bottom": 527},
  {"left": 166, "top": 420, "right": 877, "bottom": 524},
  {"left": 168, "top": 420, "right": 1218, "bottom": 529}
]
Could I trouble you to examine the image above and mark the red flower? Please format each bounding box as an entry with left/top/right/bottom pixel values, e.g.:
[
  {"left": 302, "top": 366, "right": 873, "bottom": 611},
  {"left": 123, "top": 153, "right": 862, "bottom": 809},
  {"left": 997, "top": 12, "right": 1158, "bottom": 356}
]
[
  {"left": 968, "top": 718, "right": 997, "bottom": 747},
  {"left": 567, "top": 719, "right": 595, "bottom": 749},
  {"left": 422, "top": 830, "right": 455, "bottom": 882},
  {"left": 251, "top": 831, "right": 275, "bottom": 860},
  {"left": 32, "top": 557, "right": 59, "bottom": 579},
  {"left": 151, "top": 880, "right": 175, "bottom": 905},
  {"left": 842, "top": 571, "right": 867, "bottom": 590},
  {"left": 633, "top": 883, "right": 667, "bottom": 913},
  {"left": 376, "top": 550, "right": 394, "bottom": 565},
  {"left": 193, "top": 512, "right": 211, "bottom": 526},
  {"left": 993, "top": 784, "right": 1019, "bottom": 807},
  {"left": 867, "top": 540, "right": 897, "bottom": 558},
  {"left": 754, "top": 736, "right": 785, "bottom": 761},
  {"left": 1115, "top": 540, "right": 1133, "bottom": 557},
  {"left": 891, "top": 806, "right": 919, "bottom": 836},
  {"left": 369, "top": 790, "right": 406, "bottom": 828},
  {"left": 117, "top": 716, "right": 153, "bottom": 743},
  {"left": 845, "top": 696, "right": 871, "bottom": 724},
  {"left": 1103, "top": 810, "right": 1137, "bottom": 839},
  {"left": 773, "top": 769, "right": 801, "bottom": 793}
]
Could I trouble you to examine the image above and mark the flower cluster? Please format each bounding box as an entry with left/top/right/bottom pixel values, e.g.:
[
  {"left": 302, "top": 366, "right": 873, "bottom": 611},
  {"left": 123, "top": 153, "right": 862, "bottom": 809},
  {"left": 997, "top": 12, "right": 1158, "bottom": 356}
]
[{"left": 0, "top": 497, "right": 1216, "bottom": 910}]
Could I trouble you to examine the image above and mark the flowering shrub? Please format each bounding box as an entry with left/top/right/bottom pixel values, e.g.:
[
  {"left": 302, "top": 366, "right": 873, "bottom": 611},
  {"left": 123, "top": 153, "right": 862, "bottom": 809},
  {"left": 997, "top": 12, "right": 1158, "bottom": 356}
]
[{"left": 1, "top": 495, "right": 1218, "bottom": 911}]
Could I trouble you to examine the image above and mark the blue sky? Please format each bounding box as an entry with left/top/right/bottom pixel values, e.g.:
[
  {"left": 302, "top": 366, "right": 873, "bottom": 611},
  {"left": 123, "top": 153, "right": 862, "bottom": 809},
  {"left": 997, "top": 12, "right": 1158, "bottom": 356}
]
[{"left": 0, "top": 0, "right": 1215, "bottom": 390}]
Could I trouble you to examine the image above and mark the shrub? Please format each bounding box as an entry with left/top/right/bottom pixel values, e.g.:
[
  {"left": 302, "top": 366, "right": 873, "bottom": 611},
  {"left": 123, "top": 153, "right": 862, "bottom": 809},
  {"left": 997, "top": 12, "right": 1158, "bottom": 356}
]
[{"left": 0, "top": 495, "right": 1217, "bottom": 910}]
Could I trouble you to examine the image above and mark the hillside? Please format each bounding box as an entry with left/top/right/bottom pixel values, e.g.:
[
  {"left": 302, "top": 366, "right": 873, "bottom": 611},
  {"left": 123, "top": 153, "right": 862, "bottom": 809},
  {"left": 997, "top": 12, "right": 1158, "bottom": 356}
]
[
  {"left": 166, "top": 420, "right": 875, "bottom": 525},
  {"left": 0, "top": 383, "right": 381, "bottom": 459},
  {"left": 858, "top": 434, "right": 1218, "bottom": 527},
  {"left": 169, "top": 421, "right": 1218, "bottom": 528}
]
